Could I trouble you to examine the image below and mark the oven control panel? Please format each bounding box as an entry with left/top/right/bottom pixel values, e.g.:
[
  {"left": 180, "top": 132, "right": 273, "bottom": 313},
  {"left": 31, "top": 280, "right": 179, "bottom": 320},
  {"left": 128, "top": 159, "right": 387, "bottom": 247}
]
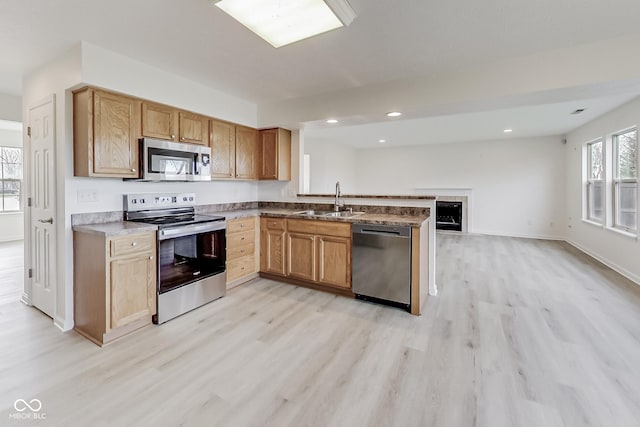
[{"left": 124, "top": 193, "right": 196, "bottom": 211}]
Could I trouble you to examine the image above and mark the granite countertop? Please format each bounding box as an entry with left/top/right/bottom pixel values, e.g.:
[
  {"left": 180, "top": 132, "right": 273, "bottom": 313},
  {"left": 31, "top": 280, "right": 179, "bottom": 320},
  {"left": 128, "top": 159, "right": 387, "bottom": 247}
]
[
  {"left": 221, "top": 209, "right": 430, "bottom": 227},
  {"left": 73, "top": 221, "right": 158, "bottom": 237},
  {"left": 297, "top": 194, "right": 437, "bottom": 200}
]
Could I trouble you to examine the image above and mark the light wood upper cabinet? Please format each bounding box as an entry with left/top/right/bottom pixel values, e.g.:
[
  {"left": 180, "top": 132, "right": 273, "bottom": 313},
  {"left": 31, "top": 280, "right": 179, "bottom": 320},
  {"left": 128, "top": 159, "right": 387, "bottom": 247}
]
[
  {"left": 235, "top": 126, "right": 258, "bottom": 179},
  {"left": 178, "top": 112, "right": 209, "bottom": 146},
  {"left": 259, "top": 128, "right": 291, "bottom": 181},
  {"left": 260, "top": 218, "right": 286, "bottom": 276},
  {"left": 141, "top": 101, "right": 178, "bottom": 141},
  {"left": 210, "top": 119, "right": 236, "bottom": 178},
  {"left": 74, "top": 230, "right": 157, "bottom": 346},
  {"left": 141, "top": 103, "right": 209, "bottom": 145},
  {"left": 73, "top": 88, "right": 140, "bottom": 178}
]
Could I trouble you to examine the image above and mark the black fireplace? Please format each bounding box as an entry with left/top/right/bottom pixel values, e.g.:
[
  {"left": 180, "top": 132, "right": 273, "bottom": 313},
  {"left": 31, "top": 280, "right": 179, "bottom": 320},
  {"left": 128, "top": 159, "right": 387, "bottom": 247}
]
[{"left": 436, "top": 201, "right": 462, "bottom": 231}]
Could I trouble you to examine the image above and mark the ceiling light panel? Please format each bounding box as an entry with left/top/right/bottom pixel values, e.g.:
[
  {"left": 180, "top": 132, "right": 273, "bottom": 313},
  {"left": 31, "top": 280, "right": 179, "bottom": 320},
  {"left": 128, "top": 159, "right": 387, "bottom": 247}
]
[{"left": 214, "top": 0, "right": 355, "bottom": 48}]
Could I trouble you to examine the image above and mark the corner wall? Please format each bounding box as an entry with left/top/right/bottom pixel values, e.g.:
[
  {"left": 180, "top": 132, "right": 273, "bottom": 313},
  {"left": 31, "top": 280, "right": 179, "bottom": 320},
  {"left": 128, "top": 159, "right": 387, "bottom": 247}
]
[{"left": 565, "top": 97, "right": 640, "bottom": 284}]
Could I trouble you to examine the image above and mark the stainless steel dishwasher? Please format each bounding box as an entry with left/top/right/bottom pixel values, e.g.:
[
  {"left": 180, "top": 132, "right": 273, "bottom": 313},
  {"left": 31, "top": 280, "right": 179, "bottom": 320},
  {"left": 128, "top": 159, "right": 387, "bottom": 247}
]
[{"left": 352, "top": 223, "right": 411, "bottom": 310}]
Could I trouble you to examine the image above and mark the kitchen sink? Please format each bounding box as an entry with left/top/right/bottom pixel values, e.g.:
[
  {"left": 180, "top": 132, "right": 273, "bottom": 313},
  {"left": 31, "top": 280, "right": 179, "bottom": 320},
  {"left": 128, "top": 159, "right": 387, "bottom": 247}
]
[
  {"left": 293, "top": 209, "right": 334, "bottom": 216},
  {"left": 323, "top": 211, "right": 365, "bottom": 218},
  {"left": 293, "top": 210, "right": 364, "bottom": 218}
]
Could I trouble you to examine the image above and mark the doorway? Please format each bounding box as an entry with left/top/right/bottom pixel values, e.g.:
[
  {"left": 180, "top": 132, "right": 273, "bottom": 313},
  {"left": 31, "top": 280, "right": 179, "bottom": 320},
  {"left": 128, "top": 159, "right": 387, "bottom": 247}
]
[{"left": 0, "top": 119, "right": 25, "bottom": 306}]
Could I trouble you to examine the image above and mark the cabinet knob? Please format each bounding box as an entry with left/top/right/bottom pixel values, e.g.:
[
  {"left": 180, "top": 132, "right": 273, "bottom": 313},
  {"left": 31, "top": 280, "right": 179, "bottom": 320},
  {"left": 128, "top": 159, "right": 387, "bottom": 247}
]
[
  {"left": 240, "top": 237, "right": 245, "bottom": 241},
  {"left": 149, "top": 256, "right": 154, "bottom": 260},
  {"left": 131, "top": 168, "right": 136, "bottom": 172},
  {"left": 131, "top": 242, "right": 137, "bottom": 247},
  {"left": 180, "top": 137, "right": 184, "bottom": 141},
  {"left": 240, "top": 249, "right": 245, "bottom": 253},
  {"left": 171, "top": 134, "right": 176, "bottom": 139}
]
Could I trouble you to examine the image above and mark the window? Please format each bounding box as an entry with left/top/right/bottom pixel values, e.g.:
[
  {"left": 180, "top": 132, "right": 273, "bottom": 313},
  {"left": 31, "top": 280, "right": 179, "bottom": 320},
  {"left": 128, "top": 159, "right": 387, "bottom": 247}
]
[
  {"left": 586, "top": 139, "right": 604, "bottom": 222},
  {"left": 613, "top": 128, "right": 637, "bottom": 231},
  {"left": 0, "top": 147, "right": 22, "bottom": 212}
]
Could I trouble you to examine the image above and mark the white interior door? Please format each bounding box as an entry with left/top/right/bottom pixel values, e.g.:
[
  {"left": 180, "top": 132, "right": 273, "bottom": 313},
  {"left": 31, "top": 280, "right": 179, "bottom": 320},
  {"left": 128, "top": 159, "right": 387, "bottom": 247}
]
[{"left": 28, "top": 96, "right": 56, "bottom": 318}]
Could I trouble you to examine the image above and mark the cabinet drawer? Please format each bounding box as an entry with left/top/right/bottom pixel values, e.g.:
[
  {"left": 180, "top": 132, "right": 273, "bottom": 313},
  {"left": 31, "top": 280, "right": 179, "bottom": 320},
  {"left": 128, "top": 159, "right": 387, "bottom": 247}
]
[
  {"left": 227, "top": 217, "right": 256, "bottom": 234},
  {"left": 227, "top": 230, "right": 255, "bottom": 247},
  {"left": 287, "top": 219, "right": 351, "bottom": 238},
  {"left": 227, "top": 255, "right": 256, "bottom": 282},
  {"left": 262, "top": 217, "right": 286, "bottom": 231},
  {"left": 110, "top": 233, "right": 155, "bottom": 257},
  {"left": 227, "top": 242, "right": 255, "bottom": 260}
]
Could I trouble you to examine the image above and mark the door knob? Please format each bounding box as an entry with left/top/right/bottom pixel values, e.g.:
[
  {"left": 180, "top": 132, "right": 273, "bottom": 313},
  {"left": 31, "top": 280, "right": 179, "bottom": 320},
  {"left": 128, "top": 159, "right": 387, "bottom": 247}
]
[{"left": 38, "top": 218, "right": 53, "bottom": 224}]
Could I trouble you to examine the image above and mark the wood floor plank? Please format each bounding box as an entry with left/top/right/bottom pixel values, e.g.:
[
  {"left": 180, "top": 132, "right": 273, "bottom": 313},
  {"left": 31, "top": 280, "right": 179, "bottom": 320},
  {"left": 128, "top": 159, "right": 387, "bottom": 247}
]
[{"left": 1, "top": 235, "right": 640, "bottom": 426}]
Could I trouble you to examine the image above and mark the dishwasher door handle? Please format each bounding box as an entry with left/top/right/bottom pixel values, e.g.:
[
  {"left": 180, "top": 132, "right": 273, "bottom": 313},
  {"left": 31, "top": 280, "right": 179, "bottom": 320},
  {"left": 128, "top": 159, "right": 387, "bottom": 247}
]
[
  {"left": 353, "top": 224, "right": 411, "bottom": 238},
  {"left": 359, "top": 228, "right": 406, "bottom": 237}
]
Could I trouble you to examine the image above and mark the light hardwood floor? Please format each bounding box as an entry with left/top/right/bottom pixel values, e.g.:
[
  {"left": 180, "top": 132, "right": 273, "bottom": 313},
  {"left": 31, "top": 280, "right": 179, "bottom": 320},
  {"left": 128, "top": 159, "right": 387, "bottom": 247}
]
[
  {"left": 1, "top": 234, "right": 640, "bottom": 426},
  {"left": 0, "top": 240, "right": 23, "bottom": 307}
]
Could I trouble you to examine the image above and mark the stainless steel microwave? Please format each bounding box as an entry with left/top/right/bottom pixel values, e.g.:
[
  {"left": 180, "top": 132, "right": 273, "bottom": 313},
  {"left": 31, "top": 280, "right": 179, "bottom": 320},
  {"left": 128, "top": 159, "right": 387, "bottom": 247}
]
[{"left": 137, "top": 138, "right": 211, "bottom": 182}]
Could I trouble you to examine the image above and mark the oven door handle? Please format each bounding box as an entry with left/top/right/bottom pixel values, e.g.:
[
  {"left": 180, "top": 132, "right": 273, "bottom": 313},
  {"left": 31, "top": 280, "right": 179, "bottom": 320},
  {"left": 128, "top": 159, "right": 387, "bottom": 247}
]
[{"left": 159, "top": 221, "right": 226, "bottom": 240}]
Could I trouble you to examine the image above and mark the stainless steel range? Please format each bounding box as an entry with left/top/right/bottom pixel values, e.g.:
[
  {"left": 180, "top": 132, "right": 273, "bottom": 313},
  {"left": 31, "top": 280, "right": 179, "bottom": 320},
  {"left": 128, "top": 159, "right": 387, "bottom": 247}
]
[{"left": 124, "top": 193, "right": 226, "bottom": 324}]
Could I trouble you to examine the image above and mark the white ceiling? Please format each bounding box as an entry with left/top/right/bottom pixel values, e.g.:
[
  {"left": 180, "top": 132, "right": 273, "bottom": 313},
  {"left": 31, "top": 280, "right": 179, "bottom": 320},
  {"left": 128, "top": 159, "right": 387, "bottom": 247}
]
[
  {"left": 2, "top": 0, "right": 640, "bottom": 141},
  {"left": 304, "top": 93, "right": 639, "bottom": 148}
]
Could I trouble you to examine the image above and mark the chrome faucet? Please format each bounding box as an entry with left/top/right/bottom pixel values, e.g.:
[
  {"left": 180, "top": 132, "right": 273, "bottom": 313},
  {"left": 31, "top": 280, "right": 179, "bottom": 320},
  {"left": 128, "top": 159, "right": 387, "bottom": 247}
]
[{"left": 334, "top": 181, "right": 344, "bottom": 212}]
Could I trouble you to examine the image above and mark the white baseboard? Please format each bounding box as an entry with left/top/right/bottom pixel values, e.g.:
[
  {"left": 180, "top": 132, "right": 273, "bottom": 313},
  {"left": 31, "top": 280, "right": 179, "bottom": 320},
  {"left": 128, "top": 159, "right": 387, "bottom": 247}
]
[
  {"left": 565, "top": 239, "right": 640, "bottom": 287},
  {"left": 461, "top": 230, "right": 566, "bottom": 241},
  {"left": 54, "top": 315, "right": 73, "bottom": 332}
]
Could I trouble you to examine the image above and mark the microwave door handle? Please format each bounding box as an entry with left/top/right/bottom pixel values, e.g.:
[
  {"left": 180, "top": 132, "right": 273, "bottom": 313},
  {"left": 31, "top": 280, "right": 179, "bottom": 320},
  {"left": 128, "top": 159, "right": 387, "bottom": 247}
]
[{"left": 194, "top": 153, "right": 199, "bottom": 175}]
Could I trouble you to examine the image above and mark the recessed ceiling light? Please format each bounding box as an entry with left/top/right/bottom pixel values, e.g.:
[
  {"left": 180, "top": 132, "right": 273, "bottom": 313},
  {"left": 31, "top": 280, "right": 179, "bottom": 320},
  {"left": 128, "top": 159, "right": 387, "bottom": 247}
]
[
  {"left": 326, "top": 119, "right": 338, "bottom": 124},
  {"left": 378, "top": 139, "right": 386, "bottom": 143},
  {"left": 503, "top": 129, "right": 513, "bottom": 133},
  {"left": 213, "top": 0, "right": 356, "bottom": 48},
  {"left": 386, "top": 112, "right": 402, "bottom": 117}
]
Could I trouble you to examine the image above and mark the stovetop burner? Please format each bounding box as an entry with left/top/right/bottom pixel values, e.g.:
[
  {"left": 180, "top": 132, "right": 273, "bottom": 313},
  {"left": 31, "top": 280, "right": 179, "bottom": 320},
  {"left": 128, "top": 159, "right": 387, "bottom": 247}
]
[{"left": 127, "top": 213, "right": 225, "bottom": 229}]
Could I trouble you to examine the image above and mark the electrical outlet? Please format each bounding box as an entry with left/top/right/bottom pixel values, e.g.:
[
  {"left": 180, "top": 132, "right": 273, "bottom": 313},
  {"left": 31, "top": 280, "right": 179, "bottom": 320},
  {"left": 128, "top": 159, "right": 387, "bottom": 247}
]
[{"left": 77, "top": 190, "right": 98, "bottom": 203}]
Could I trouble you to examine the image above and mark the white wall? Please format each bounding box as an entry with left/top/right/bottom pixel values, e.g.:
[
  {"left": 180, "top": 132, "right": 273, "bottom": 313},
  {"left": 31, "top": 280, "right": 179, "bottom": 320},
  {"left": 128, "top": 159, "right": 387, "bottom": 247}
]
[
  {"left": 304, "top": 139, "right": 357, "bottom": 194},
  {"left": 22, "top": 42, "right": 261, "bottom": 330},
  {"left": 350, "top": 136, "right": 567, "bottom": 239},
  {"left": 0, "top": 92, "right": 22, "bottom": 122},
  {"left": 0, "top": 127, "right": 24, "bottom": 242},
  {"left": 566, "top": 97, "right": 640, "bottom": 284}
]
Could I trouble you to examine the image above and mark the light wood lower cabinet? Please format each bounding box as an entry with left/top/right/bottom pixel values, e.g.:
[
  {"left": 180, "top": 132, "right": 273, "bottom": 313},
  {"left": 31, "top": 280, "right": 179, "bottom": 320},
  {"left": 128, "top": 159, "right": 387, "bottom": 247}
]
[
  {"left": 226, "top": 217, "right": 259, "bottom": 287},
  {"left": 260, "top": 217, "right": 287, "bottom": 276},
  {"left": 261, "top": 217, "right": 352, "bottom": 290},
  {"left": 317, "top": 235, "right": 351, "bottom": 288},
  {"left": 74, "top": 231, "right": 156, "bottom": 346},
  {"left": 286, "top": 233, "right": 317, "bottom": 281}
]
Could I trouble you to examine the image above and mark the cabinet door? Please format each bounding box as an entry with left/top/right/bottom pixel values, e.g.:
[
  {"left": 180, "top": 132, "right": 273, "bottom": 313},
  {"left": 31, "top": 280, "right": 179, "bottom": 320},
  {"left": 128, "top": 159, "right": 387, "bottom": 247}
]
[
  {"left": 141, "top": 102, "right": 178, "bottom": 141},
  {"left": 259, "top": 129, "right": 278, "bottom": 180},
  {"left": 110, "top": 253, "right": 156, "bottom": 329},
  {"left": 179, "top": 112, "right": 209, "bottom": 145},
  {"left": 260, "top": 228, "right": 286, "bottom": 276},
  {"left": 93, "top": 90, "right": 139, "bottom": 177},
  {"left": 210, "top": 119, "right": 236, "bottom": 178},
  {"left": 317, "top": 235, "right": 351, "bottom": 288},
  {"left": 235, "top": 126, "right": 258, "bottom": 179},
  {"left": 286, "top": 233, "right": 317, "bottom": 281}
]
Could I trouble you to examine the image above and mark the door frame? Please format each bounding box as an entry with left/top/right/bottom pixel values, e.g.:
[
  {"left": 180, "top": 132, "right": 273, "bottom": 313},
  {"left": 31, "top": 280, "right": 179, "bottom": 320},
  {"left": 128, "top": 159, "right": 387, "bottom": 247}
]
[{"left": 22, "top": 94, "right": 57, "bottom": 321}]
